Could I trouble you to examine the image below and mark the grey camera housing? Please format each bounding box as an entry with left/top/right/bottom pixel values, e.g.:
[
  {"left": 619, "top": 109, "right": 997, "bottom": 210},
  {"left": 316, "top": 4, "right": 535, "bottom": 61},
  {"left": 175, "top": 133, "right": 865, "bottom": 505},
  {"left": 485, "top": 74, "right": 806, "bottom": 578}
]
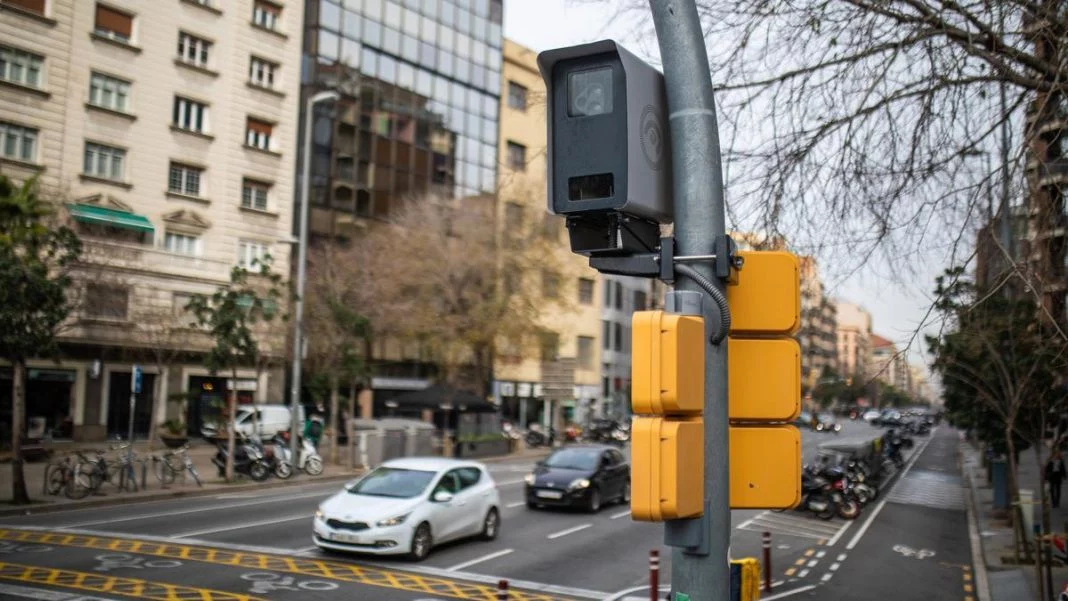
[{"left": 537, "top": 40, "right": 673, "bottom": 224}]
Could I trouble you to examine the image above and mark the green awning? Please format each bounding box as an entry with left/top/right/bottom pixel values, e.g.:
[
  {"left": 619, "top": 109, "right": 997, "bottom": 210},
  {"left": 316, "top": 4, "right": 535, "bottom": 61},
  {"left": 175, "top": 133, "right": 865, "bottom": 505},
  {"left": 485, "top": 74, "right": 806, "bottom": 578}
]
[{"left": 68, "top": 204, "right": 154, "bottom": 233}]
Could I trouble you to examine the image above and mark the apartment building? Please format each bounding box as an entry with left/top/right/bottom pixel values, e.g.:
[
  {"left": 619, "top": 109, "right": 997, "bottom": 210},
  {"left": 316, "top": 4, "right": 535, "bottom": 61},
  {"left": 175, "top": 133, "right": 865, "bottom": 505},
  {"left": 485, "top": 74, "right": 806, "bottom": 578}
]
[
  {"left": 0, "top": 0, "right": 301, "bottom": 441},
  {"left": 600, "top": 275, "right": 656, "bottom": 420},
  {"left": 492, "top": 39, "right": 601, "bottom": 428},
  {"left": 797, "top": 256, "right": 838, "bottom": 391},
  {"left": 835, "top": 301, "right": 872, "bottom": 382},
  {"left": 870, "top": 334, "right": 910, "bottom": 392}
]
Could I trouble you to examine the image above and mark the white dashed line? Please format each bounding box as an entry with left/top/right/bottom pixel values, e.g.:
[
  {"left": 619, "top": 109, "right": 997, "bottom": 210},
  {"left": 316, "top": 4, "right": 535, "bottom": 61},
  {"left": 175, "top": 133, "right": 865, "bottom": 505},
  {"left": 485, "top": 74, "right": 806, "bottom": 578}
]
[
  {"left": 837, "top": 553, "right": 847, "bottom": 561},
  {"left": 447, "top": 549, "right": 515, "bottom": 571},
  {"left": 815, "top": 550, "right": 826, "bottom": 558},
  {"left": 821, "top": 573, "right": 834, "bottom": 582},
  {"left": 506, "top": 501, "right": 527, "bottom": 508},
  {"left": 829, "top": 562, "right": 840, "bottom": 571},
  {"left": 806, "top": 560, "right": 818, "bottom": 568},
  {"left": 798, "top": 569, "right": 809, "bottom": 578},
  {"left": 610, "top": 510, "right": 631, "bottom": 520},
  {"left": 547, "top": 524, "right": 592, "bottom": 539}
]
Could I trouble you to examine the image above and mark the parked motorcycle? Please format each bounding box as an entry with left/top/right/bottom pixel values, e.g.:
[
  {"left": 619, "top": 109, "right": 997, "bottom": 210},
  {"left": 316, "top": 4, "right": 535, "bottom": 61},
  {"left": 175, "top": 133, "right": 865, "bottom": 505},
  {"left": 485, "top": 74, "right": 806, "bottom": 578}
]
[
  {"left": 524, "top": 424, "right": 555, "bottom": 448},
  {"left": 212, "top": 433, "right": 271, "bottom": 481},
  {"left": 779, "top": 468, "right": 860, "bottom": 520},
  {"left": 584, "top": 419, "right": 629, "bottom": 445},
  {"left": 845, "top": 460, "right": 879, "bottom": 504},
  {"left": 275, "top": 431, "right": 324, "bottom": 476}
]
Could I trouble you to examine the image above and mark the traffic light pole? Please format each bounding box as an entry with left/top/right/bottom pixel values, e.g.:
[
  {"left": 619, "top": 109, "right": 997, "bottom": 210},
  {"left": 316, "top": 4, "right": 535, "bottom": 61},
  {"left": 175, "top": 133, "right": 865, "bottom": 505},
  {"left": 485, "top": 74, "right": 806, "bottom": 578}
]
[{"left": 649, "top": 1, "right": 730, "bottom": 599}]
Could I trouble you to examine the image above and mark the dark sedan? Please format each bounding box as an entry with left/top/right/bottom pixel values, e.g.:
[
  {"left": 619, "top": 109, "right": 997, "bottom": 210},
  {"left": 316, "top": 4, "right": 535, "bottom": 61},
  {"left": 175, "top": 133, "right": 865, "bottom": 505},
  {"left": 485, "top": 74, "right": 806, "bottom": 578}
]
[{"left": 524, "top": 445, "right": 629, "bottom": 513}]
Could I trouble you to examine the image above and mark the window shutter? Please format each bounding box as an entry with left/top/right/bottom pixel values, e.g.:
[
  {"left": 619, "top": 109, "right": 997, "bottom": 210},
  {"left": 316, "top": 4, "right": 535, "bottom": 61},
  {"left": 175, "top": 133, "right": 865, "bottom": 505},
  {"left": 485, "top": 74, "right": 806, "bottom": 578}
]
[
  {"left": 5, "top": 0, "right": 46, "bottom": 15},
  {"left": 256, "top": 1, "right": 280, "bottom": 16},
  {"left": 247, "top": 118, "right": 273, "bottom": 135},
  {"left": 96, "top": 4, "right": 133, "bottom": 37}
]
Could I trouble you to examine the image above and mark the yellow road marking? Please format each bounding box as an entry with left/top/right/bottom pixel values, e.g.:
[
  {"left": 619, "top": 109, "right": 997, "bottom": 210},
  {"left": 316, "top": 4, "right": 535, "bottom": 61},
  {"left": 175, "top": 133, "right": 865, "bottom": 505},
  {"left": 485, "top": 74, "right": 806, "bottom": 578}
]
[
  {"left": 0, "top": 529, "right": 570, "bottom": 601},
  {"left": 963, "top": 573, "right": 972, "bottom": 582},
  {"left": 0, "top": 561, "right": 262, "bottom": 601},
  {"left": 785, "top": 568, "right": 796, "bottom": 576},
  {"left": 803, "top": 549, "right": 814, "bottom": 557},
  {"left": 794, "top": 558, "right": 806, "bottom": 566},
  {"left": 963, "top": 584, "right": 973, "bottom": 593}
]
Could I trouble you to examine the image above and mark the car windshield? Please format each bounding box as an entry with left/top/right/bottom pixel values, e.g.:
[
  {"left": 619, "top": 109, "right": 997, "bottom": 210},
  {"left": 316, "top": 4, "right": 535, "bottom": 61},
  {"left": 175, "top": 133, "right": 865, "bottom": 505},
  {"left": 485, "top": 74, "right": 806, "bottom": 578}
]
[
  {"left": 346, "top": 467, "right": 437, "bottom": 498},
  {"left": 543, "top": 449, "right": 599, "bottom": 471}
]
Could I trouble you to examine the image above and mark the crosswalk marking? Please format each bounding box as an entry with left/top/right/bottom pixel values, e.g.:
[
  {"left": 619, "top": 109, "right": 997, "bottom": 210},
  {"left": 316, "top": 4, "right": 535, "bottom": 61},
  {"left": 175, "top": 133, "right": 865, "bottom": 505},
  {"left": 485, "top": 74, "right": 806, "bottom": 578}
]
[
  {"left": 886, "top": 469, "right": 965, "bottom": 511},
  {"left": 736, "top": 511, "right": 848, "bottom": 541}
]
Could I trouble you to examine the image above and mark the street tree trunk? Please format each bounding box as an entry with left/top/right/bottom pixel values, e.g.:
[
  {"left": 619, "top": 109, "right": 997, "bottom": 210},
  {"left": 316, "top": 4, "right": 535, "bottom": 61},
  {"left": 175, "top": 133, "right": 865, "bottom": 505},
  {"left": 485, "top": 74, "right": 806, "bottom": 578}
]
[
  {"left": 1034, "top": 445, "right": 1051, "bottom": 601},
  {"left": 11, "top": 360, "right": 30, "bottom": 505},
  {"left": 329, "top": 373, "right": 339, "bottom": 465},
  {"left": 226, "top": 367, "right": 238, "bottom": 482},
  {"left": 1005, "top": 424, "right": 1032, "bottom": 563}
]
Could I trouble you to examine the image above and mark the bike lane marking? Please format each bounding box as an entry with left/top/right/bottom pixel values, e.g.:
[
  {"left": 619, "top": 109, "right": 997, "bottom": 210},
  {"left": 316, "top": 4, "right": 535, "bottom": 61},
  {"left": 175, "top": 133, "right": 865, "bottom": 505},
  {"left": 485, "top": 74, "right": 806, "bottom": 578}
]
[{"left": 0, "top": 528, "right": 578, "bottom": 601}]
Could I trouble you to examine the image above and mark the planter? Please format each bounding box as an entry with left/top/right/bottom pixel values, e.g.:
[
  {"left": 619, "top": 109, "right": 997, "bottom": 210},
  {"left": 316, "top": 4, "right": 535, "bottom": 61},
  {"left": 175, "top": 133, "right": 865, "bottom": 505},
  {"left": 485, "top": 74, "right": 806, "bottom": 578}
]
[
  {"left": 160, "top": 436, "right": 189, "bottom": 449},
  {"left": 455, "top": 439, "right": 511, "bottom": 459}
]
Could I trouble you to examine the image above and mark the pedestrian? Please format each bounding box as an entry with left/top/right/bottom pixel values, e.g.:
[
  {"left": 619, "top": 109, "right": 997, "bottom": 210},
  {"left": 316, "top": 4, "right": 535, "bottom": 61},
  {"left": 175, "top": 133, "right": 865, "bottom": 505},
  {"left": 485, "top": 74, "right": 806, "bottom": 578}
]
[
  {"left": 304, "top": 405, "right": 325, "bottom": 451},
  {"left": 1046, "top": 450, "right": 1066, "bottom": 508}
]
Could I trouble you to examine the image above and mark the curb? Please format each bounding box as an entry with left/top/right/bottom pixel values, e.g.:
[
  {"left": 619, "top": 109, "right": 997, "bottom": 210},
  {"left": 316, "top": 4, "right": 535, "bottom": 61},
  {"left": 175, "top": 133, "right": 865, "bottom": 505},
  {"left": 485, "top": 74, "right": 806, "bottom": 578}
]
[
  {"left": 959, "top": 441, "right": 993, "bottom": 601},
  {"left": 0, "top": 450, "right": 548, "bottom": 517}
]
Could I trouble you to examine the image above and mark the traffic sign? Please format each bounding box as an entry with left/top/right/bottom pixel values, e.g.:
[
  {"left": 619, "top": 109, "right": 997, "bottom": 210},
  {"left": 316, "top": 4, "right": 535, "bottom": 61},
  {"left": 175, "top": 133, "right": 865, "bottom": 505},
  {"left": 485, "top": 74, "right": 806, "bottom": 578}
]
[{"left": 132, "top": 365, "right": 142, "bottom": 394}]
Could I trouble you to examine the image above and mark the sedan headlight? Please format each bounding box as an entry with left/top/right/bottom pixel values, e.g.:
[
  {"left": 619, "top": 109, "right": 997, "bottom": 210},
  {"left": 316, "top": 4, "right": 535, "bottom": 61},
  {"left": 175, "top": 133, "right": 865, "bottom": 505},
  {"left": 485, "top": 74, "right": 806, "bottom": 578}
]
[
  {"left": 568, "top": 478, "right": 590, "bottom": 491},
  {"left": 524, "top": 473, "right": 535, "bottom": 485},
  {"left": 314, "top": 510, "right": 324, "bottom": 520},
  {"left": 376, "top": 513, "right": 410, "bottom": 527}
]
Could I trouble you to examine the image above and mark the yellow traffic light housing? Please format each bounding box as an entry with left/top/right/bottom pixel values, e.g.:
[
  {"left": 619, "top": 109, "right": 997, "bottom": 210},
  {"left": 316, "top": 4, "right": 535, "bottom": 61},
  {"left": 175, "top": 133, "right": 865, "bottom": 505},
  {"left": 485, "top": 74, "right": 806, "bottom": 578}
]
[
  {"left": 726, "top": 250, "right": 803, "bottom": 510},
  {"left": 630, "top": 310, "right": 706, "bottom": 522}
]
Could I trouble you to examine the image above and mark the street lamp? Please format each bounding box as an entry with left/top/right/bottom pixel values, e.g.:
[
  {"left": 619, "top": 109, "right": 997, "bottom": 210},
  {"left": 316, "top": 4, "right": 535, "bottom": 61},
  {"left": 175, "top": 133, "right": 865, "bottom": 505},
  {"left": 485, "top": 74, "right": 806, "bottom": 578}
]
[{"left": 289, "top": 90, "right": 340, "bottom": 466}]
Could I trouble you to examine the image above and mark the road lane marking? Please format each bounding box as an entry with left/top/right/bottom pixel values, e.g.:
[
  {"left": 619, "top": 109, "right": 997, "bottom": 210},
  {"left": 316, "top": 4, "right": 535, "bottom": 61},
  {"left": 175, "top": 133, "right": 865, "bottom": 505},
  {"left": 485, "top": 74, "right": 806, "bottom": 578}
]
[
  {"left": 610, "top": 510, "right": 631, "bottom": 520},
  {"left": 506, "top": 501, "right": 527, "bottom": 508},
  {"left": 797, "top": 569, "right": 809, "bottom": 578},
  {"left": 0, "top": 561, "right": 264, "bottom": 601},
  {"left": 845, "top": 432, "right": 935, "bottom": 551},
  {"left": 806, "top": 560, "right": 817, "bottom": 568},
  {"left": 762, "top": 585, "right": 817, "bottom": 600},
  {"left": 837, "top": 553, "right": 847, "bottom": 561},
  {"left": 173, "top": 514, "right": 311, "bottom": 538},
  {"left": 63, "top": 491, "right": 329, "bottom": 528},
  {"left": 821, "top": 573, "right": 833, "bottom": 582},
  {"left": 0, "top": 582, "right": 123, "bottom": 601},
  {"left": 829, "top": 562, "right": 840, "bottom": 571},
  {"left": 0, "top": 528, "right": 577, "bottom": 601},
  {"left": 547, "top": 524, "right": 592, "bottom": 539},
  {"left": 784, "top": 568, "right": 796, "bottom": 576},
  {"left": 793, "top": 558, "right": 805, "bottom": 566},
  {"left": 815, "top": 550, "right": 826, "bottom": 558},
  {"left": 735, "top": 511, "right": 766, "bottom": 530},
  {"left": 803, "top": 550, "right": 814, "bottom": 557},
  {"left": 446, "top": 549, "right": 514, "bottom": 571}
]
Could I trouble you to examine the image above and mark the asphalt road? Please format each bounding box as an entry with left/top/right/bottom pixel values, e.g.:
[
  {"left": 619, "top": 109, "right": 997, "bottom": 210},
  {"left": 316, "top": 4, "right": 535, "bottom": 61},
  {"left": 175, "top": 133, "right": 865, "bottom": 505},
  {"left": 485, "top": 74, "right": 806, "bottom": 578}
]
[{"left": 0, "top": 419, "right": 971, "bottom": 601}]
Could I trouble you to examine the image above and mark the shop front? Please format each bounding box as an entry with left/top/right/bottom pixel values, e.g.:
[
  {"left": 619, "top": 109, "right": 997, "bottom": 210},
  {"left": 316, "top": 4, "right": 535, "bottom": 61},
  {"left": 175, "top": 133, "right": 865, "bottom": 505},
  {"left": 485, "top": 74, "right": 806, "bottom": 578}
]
[
  {"left": 186, "top": 375, "right": 258, "bottom": 437},
  {"left": 0, "top": 367, "right": 77, "bottom": 444}
]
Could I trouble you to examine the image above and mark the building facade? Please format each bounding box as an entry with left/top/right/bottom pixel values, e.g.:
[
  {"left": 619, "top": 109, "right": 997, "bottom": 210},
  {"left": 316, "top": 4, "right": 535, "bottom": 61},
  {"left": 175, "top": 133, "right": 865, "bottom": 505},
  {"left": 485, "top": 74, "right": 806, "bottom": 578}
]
[
  {"left": 600, "top": 275, "right": 656, "bottom": 420},
  {"left": 835, "top": 301, "right": 872, "bottom": 382},
  {"left": 0, "top": 0, "right": 301, "bottom": 441},
  {"left": 870, "top": 334, "right": 910, "bottom": 392},
  {"left": 797, "top": 256, "right": 838, "bottom": 391},
  {"left": 492, "top": 39, "right": 601, "bottom": 429}
]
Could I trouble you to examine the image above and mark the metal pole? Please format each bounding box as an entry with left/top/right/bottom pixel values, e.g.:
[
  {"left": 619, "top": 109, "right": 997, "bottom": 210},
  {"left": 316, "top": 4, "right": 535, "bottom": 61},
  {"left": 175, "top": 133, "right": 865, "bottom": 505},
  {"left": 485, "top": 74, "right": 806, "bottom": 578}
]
[
  {"left": 290, "top": 90, "right": 339, "bottom": 465},
  {"left": 649, "top": 549, "right": 660, "bottom": 601},
  {"left": 649, "top": 1, "right": 730, "bottom": 599},
  {"left": 762, "top": 531, "right": 772, "bottom": 592},
  {"left": 996, "top": 1, "right": 1013, "bottom": 269}
]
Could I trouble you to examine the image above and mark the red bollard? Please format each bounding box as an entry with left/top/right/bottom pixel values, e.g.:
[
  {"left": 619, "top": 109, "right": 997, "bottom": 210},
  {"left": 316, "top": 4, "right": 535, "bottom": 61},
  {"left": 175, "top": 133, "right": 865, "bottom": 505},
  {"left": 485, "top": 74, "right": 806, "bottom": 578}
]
[
  {"left": 649, "top": 549, "right": 660, "bottom": 601},
  {"left": 497, "top": 579, "right": 509, "bottom": 600},
  {"left": 763, "top": 531, "right": 773, "bottom": 592}
]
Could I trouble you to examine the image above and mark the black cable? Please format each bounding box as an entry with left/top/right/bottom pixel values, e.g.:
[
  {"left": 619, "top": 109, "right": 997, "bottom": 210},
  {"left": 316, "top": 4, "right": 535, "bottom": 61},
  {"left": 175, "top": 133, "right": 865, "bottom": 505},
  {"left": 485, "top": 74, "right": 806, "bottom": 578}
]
[{"left": 674, "top": 263, "right": 731, "bottom": 345}]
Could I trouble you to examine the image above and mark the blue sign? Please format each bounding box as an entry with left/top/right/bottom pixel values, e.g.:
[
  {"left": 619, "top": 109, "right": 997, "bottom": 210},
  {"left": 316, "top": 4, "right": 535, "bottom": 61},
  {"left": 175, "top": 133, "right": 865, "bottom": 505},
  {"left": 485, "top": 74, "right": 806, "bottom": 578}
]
[{"left": 132, "top": 365, "right": 142, "bottom": 394}]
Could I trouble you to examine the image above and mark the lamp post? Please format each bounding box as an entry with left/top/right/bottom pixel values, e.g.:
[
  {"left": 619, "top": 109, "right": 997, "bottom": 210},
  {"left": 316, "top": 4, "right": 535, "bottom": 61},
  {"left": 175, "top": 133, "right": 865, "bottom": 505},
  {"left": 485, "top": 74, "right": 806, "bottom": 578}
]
[{"left": 289, "top": 90, "right": 339, "bottom": 466}]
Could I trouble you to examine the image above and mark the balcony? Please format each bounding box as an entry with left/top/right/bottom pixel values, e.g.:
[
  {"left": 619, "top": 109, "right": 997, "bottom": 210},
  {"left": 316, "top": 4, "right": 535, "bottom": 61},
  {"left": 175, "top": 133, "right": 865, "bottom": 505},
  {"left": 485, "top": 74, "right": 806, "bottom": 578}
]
[
  {"left": 1035, "top": 159, "right": 1068, "bottom": 186},
  {"left": 81, "top": 238, "right": 232, "bottom": 283}
]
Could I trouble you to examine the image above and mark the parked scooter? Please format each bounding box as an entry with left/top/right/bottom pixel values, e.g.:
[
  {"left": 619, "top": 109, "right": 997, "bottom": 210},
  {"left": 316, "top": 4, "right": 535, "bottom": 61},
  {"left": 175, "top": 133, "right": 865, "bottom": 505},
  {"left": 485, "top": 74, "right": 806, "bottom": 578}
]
[
  {"left": 524, "top": 424, "right": 555, "bottom": 448},
  {"left": 780, "top": 467, "right": 860, "bottom": 520},
  {"left": 212, "top": 433, "right": 271, "bottom": 481},
  {"left": 275, "top": 431, "right": 324, "bottom": 476}
]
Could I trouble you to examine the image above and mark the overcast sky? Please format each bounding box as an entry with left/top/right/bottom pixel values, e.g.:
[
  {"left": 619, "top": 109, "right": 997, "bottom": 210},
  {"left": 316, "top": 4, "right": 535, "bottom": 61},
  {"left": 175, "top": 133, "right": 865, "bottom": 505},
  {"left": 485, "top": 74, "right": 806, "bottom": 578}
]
[{"left": 504, "top": 1, "right": 951, "bottom": 390}]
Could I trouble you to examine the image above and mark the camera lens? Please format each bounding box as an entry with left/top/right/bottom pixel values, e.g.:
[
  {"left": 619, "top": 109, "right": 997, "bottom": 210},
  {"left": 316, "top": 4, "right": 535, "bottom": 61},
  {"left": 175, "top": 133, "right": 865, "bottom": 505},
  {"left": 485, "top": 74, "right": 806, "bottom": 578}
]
[{"left": 568, "top": 67, "right": 613, "bottom": 117}]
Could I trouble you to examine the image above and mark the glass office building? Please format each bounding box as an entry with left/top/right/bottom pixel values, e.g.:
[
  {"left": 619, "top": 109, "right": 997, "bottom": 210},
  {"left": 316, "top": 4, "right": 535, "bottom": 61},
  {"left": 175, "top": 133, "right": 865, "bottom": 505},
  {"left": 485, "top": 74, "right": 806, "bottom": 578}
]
[{"left": 304, "top": 0, "right": 504, "bottom": 235}]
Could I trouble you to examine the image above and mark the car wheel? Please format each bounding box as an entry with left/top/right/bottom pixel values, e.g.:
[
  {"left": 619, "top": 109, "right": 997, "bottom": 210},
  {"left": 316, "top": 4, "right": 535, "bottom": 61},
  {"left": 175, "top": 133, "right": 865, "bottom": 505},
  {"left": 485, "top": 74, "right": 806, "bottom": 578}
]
[
  {"left": 619, "top": 480, "right": 631, "bottom": 504},
  {"left": 587, "top": 488, "right": 602, "bottom": 513},
  {"left": 408, "top": 523, "right": 433, "bottom": 561},
  {"left": 481, "top": 508, "right": 500, "bottom": 541}
]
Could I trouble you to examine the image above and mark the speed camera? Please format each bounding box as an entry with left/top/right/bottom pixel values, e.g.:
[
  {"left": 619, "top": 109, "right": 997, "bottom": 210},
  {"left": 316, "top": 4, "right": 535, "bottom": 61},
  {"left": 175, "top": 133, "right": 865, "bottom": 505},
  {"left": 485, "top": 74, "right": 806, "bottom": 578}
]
[{"left": 538, "top": 40, "right": 673, "bottom": 225}]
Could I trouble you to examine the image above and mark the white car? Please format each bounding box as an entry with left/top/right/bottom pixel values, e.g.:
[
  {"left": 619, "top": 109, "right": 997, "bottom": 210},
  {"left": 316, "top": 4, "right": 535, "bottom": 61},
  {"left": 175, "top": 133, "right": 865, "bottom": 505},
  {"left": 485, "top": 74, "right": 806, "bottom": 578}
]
[
  {"left": 312, "top": 457, "right": 501, "bottom": 561},
  {"left": 862, "top": 410, "right": 881, "bottom": 422}
]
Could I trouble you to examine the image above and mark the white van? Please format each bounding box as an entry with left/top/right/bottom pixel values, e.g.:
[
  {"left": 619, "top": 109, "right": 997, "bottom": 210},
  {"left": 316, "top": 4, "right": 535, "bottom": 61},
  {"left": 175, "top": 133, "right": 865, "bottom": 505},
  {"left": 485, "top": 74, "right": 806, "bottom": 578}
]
[{"left": 201, "top": 404, "right": 305, "bottom": 439}]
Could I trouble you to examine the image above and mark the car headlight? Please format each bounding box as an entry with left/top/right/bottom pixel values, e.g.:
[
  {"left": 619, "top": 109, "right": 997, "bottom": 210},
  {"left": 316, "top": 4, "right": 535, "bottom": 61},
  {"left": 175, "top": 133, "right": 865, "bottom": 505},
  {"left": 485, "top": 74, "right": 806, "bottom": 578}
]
[
  {"left": 569, "top": 478, "right": 590, "bottom": 491},
  {"left": 376, "top": 513, "right": 410, "bottom": 527},
  {"left": 524, "top": 473, "right": 535, "bottom": 485},
  {"left": 314, "top": 510, "right": 324, "bottom": 520}
]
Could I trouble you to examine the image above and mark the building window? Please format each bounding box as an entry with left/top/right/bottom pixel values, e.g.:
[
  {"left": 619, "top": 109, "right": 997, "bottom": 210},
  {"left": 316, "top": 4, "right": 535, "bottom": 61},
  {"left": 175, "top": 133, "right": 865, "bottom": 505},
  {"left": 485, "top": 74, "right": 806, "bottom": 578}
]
[
  {"left": 249, "top": 56, "right": 277, "bottom": 88},
  {"left": 602, "top": 320, "right": 611, "bottom": 350},
  {"left": 164, "top": 232, "right": 200, "bottom": 256},
  {"left": 506, "top": 141, "right": 526, "bottom": 171},
  {"left": 634, "top": 289, "right": 648, "bottom": 310},
  {"left": 603, "top": 280, "right": 612, "bottom": 307},
  {"left": 507, "top": 81, "right": 527, "bottom": 111},
  {"left": 177, "top": 32, "right": 211, "bottom": 67},
  {"left": 173, "top": 96, "right": 207, "bottom": 133},
  {"left": 0, "top": 122, "right": 37, "bottom": 162},
  {"left": 252, "top": 0, "right": 280, "bottom": 30},
  {"left": 85, "top": 283, "right": 128, "bottom": 319},
  {"left": 238, "top": 240, "right": 270, "bottom": 269},
  {"left": 542, "top": 271, "right": 559, "bottom": 299},
  {"left": 4, "top": 0, "right": 46, "bottom": 16},
  {"left": 168, "top": 162, "right": 202, "bottom": 196},
  {"left": 88, "top": 72, "right": 129, "bottom": 112},
  {"left": 613, "top": 321, "right": 623, "bottom": 351},
  {"left": 245, "top": 117, "right": 273, "bottom": 150},
  {"left": 242, "top": 179, "right": 270, "bottom": 210},
  {"left": 0, "top": 45, "right": 43, "bottom": 88},
  {"left": 539, "top": 332, "right": 560, "bottom": 362},
  {"left": 83, "top": 142, "right": 124, "bottom": 180},
  {"left": 578, "top": 278, "right": 594, "bottom": 304},
  {"left": 578, "top": 336, "right": 594, "bottom": 369},
  {"left": 94, "top": 3, "right": 134, "bottom": 43},
  {"left": 614, "top": 281, "right": 623, "bottom": 309}
]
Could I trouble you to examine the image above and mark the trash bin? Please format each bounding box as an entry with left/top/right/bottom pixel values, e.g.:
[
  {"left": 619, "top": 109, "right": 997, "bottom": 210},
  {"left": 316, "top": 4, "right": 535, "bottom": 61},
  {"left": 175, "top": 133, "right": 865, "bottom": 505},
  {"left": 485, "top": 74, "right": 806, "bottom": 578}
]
[{"left": 992, "top": 458, "right": 1008, "bottom": 510}]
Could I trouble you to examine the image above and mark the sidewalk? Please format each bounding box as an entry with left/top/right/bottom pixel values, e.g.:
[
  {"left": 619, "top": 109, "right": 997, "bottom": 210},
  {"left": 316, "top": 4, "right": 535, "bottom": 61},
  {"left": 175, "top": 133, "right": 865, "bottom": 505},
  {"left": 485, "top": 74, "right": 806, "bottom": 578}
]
[
  {"left": 0, "top": 440, "right": 551, "bottom": 516},
  {"left": 960, "top": 438, "right": 1068, "bottom": 601}
]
